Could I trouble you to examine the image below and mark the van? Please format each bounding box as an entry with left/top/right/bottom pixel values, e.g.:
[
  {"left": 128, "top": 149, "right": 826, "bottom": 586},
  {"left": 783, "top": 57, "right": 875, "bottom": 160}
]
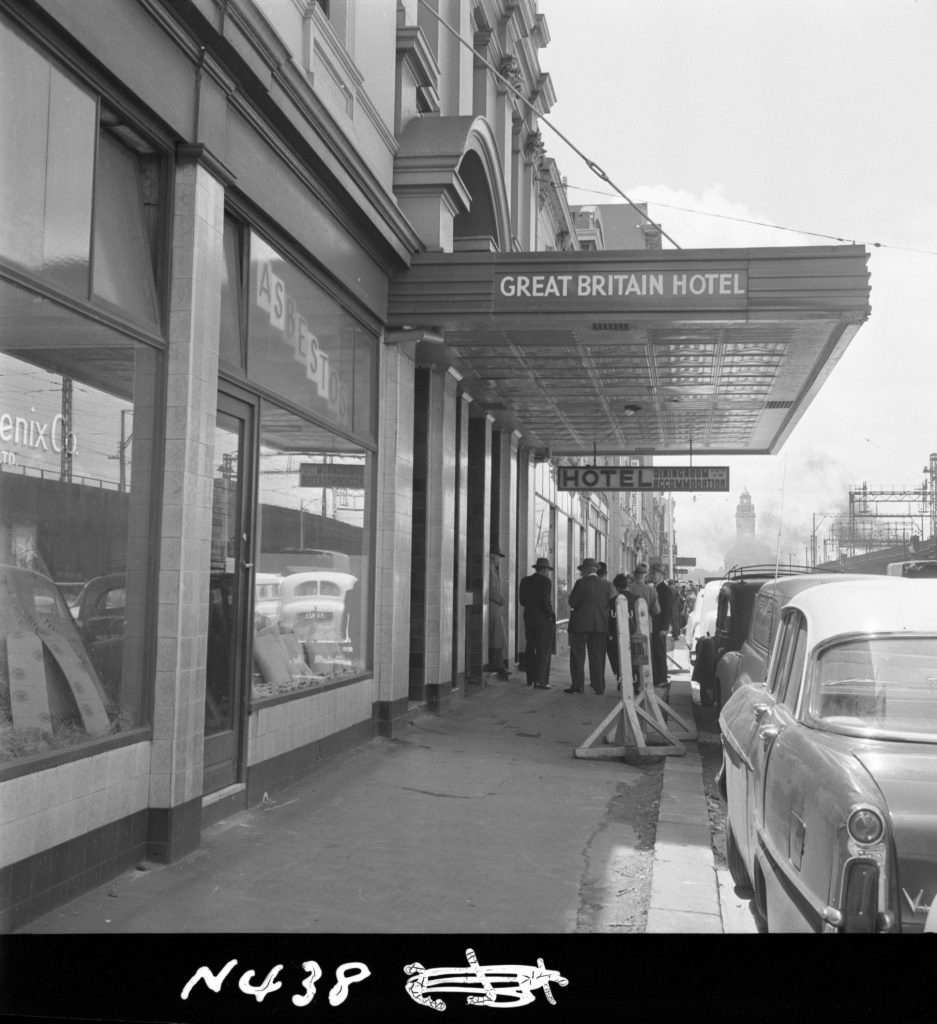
[{"left": 886, "top": 560, "right": 937, "bottom": 578}]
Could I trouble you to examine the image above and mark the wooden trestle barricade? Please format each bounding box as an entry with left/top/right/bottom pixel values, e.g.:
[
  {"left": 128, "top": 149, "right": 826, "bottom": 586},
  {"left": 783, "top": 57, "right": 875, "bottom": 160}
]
[{"left": 574, "top": 595, "right": 696, "bottom": 764}]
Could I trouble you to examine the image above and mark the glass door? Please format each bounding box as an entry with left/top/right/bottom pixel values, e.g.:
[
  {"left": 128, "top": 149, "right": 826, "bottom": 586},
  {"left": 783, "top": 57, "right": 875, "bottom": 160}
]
[{"left": 203, "top": 392, "right": 255, "bottom": 794}]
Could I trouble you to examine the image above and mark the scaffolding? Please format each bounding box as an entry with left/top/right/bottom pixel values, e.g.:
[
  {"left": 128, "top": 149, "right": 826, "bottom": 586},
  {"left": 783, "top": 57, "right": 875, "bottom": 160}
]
[{"left": 814, "top": 454, "right": 937, "bottom": 564}]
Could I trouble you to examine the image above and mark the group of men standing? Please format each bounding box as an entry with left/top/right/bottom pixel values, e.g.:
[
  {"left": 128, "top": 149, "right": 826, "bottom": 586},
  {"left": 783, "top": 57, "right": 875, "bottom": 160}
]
[{"left": 491, "top": 549, "right": 675, "bottom": 695}]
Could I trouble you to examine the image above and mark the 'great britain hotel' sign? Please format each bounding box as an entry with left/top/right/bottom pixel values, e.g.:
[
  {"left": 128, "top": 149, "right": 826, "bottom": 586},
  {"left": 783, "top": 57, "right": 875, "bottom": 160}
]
[{"left": 494, "top": 267, "right": 747, "bottom": 311}]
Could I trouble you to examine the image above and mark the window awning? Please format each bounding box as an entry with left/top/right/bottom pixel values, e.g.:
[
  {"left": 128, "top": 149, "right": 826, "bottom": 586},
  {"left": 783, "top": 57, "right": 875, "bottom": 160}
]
[{"left": 387, "top": 245, "right": 870, "bottom": 457}]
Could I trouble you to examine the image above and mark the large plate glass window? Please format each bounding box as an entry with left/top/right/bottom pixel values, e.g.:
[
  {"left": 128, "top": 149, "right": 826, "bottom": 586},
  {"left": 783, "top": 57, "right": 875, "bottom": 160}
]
[
  {"left": 0, "top": 18, "right": 163, "bottom": 766},
  {"left": 251, "top": 403, "right": 371, "bottom": 701},
  {"left": 0, "top": 280, "right": 159, "bottom": 764},
  {"left": 0, "top": 16, "right": 161, "bottom": 328}
]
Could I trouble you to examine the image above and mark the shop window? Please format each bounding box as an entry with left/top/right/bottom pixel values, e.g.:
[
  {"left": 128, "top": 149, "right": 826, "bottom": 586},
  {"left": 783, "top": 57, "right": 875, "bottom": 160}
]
[
  {"left": 250, "top": 401, "right": 371, "bottom": 702},
  {"left": 0, "top": 16, "right": 95, "bottom": 296},
  {"left": 555, "top": 508, "right": 569, "bottom": 622},
  {"left": 0, "top": 278, "right": 159, "bottom": 765},
  {"left": 91, "top": 126, "right": 160, "bottom": 325},
  {"left": 0, "top": 17, "right": 162, "bottom": 327}
]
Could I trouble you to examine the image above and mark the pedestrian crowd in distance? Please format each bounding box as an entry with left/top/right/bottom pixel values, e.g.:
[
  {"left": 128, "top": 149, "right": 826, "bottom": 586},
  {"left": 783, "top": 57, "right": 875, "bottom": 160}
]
[{"left": 489, "top": 545, "right": 699, "bottom": 697}]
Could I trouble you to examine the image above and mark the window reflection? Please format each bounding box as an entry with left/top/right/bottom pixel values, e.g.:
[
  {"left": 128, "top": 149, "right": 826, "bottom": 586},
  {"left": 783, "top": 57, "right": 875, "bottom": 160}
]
[
  {"left": 0, "top": 282, "right": 158, "bottom": 762},
  {"left": 251, "top": 401, "right": 370, "bottom": 700}
]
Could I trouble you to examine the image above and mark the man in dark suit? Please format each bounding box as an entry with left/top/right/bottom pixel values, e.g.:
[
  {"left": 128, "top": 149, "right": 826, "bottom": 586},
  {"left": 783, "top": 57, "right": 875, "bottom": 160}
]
[
  {"left": 518, "top": 557, "right": 555, "bottom": 689},
  {"left": 649, "top": 563, "right": 674, "bottom": 695},
  {"left": 566, "top": 558, "right": 610, "bottom": 694}
]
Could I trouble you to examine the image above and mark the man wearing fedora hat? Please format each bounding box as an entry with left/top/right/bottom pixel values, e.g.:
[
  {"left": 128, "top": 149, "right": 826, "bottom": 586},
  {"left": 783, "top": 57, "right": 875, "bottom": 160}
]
[
  {"left": 518, "top": 556, "right": 555, "bottom": 688},
  {"left": 565, "top": 557, "right": 610, "bottom": 694},
  {"left": 648, "top": 563, "right": 674, "bottom": 697}
]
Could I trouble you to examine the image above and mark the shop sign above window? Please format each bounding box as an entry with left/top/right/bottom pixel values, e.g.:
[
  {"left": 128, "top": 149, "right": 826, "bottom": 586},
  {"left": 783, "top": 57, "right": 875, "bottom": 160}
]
[{"left": 247, "top": 232, "right": 374, "bottom": 439}]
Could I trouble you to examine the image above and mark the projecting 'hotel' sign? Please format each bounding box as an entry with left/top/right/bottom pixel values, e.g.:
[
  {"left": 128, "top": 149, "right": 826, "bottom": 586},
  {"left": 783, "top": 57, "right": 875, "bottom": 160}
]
[
  {"left": 557, "top": 465, "right": 731, "bottom": 492},
  {"left": 493, "top": 267, "right": 747, "bottom": 312}
]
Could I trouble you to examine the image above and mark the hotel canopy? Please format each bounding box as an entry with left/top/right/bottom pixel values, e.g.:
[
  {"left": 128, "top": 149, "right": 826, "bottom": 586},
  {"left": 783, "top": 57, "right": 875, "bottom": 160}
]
[{"left": 387, "top": 245, "right": 871, "bottom": 458}]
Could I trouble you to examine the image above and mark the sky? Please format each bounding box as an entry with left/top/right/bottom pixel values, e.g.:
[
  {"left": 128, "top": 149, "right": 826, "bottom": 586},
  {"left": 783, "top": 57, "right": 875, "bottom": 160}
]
[{"left": 536, "top": 0, "right": 937, "bottom": 574}]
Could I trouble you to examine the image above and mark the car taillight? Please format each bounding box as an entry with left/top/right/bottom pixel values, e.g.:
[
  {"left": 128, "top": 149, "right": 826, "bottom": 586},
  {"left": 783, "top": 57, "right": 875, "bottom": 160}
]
[
  {"left": 842, "top": 860, "right": 878, "bottom": 933},
  {"left": 847, "top": 808, "right": 884, "bottom": 844}
]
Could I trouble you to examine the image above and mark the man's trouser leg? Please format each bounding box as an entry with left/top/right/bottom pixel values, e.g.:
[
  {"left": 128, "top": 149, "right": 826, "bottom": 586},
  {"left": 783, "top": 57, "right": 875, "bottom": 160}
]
[
  {"left": 532, "top": 620, "right": 553, "bottom": 685},
  {"left": 586, "top": 632, "right": 608, "bottom": 694},
  {"left": 568, "top": 632, "right": 586, "bottom": 691},
  {"left": 650, "top": 633, "right": 665, "bottom": 685},
  {"left": 523, "top": 622, "right": 538, "bottom": 686}
]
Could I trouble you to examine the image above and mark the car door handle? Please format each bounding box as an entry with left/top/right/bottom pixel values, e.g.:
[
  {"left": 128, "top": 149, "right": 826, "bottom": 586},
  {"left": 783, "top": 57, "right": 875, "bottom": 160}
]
[
  {"left": 753, "top": 702, "right": 771, "bottom": 721},
  {"left": 759, "top": 725, "right": 780, "bottom": 751}
]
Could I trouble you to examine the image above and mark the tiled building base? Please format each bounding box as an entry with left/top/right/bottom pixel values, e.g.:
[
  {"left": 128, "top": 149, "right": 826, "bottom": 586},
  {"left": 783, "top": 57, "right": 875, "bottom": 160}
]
[
  {"left": 373, "top": 696, "right": 411, "bottom": 738},
  {"left": 146, "top": 797, "right": 202, "bottom": 864},
  {"left": 245, "top": 719, "right": 373, "bottom": 805},
  {"left": 2, "top": 809, "right": 148, "bottom": 933},
  {"left": 426, "top": 681, "right": 462, "bottom": 714}
]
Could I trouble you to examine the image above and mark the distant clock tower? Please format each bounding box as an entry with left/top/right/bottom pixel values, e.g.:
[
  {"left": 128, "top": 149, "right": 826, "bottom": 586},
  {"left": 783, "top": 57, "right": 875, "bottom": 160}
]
[{"left": 736, "top": 489, "right": 756, "bottom": 537}]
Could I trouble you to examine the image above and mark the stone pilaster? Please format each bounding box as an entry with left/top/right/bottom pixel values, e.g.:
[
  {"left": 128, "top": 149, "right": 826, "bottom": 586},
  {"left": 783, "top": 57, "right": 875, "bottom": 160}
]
[
  {"left": 419, "top": 367, "right": 460, "bottom": 711},
  {"left": 465, "top": 409, "right": 493, "bottom": 684},
  {"left": 373, "top": 340, "right": 415, "bottom": 736},
  {"left": 148, "top": 150, "right": 225, "bottom": 860}
]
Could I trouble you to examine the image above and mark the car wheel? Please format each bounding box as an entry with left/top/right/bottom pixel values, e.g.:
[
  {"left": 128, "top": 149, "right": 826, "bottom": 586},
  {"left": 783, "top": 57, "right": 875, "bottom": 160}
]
[{"left": 726, "top": 821, "right": 754, "bottom": 896}]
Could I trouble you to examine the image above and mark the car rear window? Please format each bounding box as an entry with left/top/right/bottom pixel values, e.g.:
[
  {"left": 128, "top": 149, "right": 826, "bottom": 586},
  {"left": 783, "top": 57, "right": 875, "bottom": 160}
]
[
  {"left": 812, "top": 636, "right": 937, "bottom": 738},
  {"left": 750, "top": 595, "right": 775, "bottom": 648}
]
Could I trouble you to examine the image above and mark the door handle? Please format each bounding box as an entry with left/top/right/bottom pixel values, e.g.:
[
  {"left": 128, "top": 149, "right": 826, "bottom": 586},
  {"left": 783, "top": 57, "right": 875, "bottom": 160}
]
[
  {"left": 753, "top": 702, "right": 770, "bottom": 721},
  {"left": 759, "top": 725, "right": 780, "bottom": 751},
  {"left": 242, "top": 562, "right": 254, "bottom": 570}
]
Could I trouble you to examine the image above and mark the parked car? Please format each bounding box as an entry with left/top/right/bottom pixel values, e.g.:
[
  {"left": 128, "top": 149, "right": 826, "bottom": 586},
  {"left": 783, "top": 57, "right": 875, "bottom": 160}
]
[
  {"left": 686, "top": 579, "right": 721, "bottom": 665},
  {"left": 719, "top": 578, "right": 937, "bottom": 932},
  {"left": 276, "top": 570, "right": 357, "bottom": 642},
  {"left": 713, "top": 572, "right": 898, "bottom": 712},
  {"left": 693, "top": 568, "right": 774, "bottom": 707}
]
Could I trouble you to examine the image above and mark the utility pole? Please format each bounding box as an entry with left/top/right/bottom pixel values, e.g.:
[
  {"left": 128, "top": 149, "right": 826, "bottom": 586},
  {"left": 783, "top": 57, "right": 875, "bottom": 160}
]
[{"left": 60, "top": 377, "right": 73, "bottom": 483}]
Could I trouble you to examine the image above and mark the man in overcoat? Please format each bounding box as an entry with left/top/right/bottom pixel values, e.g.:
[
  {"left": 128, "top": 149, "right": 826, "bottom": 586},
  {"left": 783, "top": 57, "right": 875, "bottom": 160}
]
[
  {"left": 566, "top": 558, "right": 610, "bottom": 694},
  {"left": 518, "top": 557, "right": 555, "bottom": 688},
  {"left": 649, "top": 563, "right": 674, "bottom": 695}
]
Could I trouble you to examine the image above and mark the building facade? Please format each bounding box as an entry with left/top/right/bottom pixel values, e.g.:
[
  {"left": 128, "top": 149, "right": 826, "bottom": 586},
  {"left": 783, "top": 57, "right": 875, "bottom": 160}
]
[
  {"left": 0, "top": 0, "right": 873, "bottom": 933},
  {"left": 0, "top": 0, "right": 665, "bottom": 931}
]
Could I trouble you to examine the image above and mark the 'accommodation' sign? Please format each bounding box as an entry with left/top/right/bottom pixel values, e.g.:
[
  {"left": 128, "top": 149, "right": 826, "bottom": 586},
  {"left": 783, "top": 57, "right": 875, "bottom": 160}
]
[{"left": 557, "top": 465, "right": 730, "bottom": 492}]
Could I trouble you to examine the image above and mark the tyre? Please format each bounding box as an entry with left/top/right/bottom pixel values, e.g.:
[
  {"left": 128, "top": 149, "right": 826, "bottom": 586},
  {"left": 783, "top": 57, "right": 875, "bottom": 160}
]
[{"left": 726, "top": 821, "right": 754, "bottom": 896}]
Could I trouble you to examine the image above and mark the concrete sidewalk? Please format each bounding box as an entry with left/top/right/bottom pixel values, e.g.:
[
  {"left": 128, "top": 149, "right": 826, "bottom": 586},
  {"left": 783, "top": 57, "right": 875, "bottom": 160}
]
[{"left": 18, "top": 650, "right": 754, "bottom": 935}]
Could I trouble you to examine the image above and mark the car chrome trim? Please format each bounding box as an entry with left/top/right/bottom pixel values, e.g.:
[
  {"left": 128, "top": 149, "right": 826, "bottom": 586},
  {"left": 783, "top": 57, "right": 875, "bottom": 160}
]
[
  {"left": 757, "top": 827, "right": 826, "bottom": 931},
  {"left": 721, "top": 730, "right": 753, "bottom": 772},
  {"left": 821, "top": 905, "right": 843, "bottom": 926},
  {"left": 902, "top": 888, "right": 933, "bottom": 914}
]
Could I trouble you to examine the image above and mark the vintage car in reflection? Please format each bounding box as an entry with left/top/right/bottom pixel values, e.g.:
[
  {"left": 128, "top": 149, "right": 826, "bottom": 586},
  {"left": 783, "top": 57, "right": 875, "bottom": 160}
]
[
  {"left": 719, "top": 578, "right": 937, "bottom": 933},
  {"left": 276, "top": 570, "right": 357, "bottom": 642},
  {"left": 253, "top": 572, "right": 282, "bottom": 630}
]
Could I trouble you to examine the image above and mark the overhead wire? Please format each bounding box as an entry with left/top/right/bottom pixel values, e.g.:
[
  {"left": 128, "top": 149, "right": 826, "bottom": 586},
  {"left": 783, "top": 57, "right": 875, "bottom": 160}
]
[
  {"left": 562, "top": 182, "right": 937, "bottom": 257},
  {"left": 418, "top": 0, "right": 937, "bottom": 260},
  {"left": 415, "top": 0, "right": 681, "bottom": 249}
]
